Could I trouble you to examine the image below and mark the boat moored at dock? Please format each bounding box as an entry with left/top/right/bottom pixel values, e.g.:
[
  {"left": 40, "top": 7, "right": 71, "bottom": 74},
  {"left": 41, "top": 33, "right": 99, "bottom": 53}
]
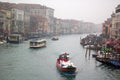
[{"left": 7, "top": 34, "right": 23, "bottom": 43}]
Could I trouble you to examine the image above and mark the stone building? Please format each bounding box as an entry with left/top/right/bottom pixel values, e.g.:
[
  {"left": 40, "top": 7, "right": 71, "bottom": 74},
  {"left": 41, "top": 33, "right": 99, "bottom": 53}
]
[
  {"left": 0, "top": 9, "right": 12, "bottom": 40},
  {"left": 11, "top": 8, "right": 24, "bottom": 34},
  {"left": 111, "top": 4, "right": 120, "bottom": 39},
  {"left": 102, "top": 18, "right": 111, "bottom": 38},
  {"left": 17, "top": 3, "right": 54, "bottom": 36}
]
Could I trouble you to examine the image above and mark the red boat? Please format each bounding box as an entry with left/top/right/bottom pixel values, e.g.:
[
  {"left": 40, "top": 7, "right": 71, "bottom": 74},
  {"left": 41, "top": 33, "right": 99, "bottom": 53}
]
[{"left": 56, "top": 53, "right": 77, "bottom": 74}]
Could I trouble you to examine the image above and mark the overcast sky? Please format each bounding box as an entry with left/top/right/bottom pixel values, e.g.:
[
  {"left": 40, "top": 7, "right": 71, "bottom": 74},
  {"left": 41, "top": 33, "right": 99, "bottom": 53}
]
[{"left": 1, "top": 0, "right": 120, "bottom": 24}]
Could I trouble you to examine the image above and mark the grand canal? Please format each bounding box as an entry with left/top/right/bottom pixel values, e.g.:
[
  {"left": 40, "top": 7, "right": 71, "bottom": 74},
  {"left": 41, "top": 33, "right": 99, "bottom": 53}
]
[{"left": 0, "top": 34, "right": 120, "bottom": 80}]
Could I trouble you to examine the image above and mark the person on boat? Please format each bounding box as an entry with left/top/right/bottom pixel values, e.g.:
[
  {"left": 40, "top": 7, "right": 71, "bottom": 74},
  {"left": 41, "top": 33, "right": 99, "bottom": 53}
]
[
  {"left": 63, "top": 52, "right": 69, "bottom": 61},
  {"left": 59, "top": 52, "right": 69, "bottom": 62}
]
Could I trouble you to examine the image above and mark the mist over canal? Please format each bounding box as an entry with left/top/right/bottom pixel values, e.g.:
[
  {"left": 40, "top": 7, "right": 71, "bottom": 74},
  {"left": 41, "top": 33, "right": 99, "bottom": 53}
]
[{"left": 0, "top": 34, "right": 120, "bottom": 80}]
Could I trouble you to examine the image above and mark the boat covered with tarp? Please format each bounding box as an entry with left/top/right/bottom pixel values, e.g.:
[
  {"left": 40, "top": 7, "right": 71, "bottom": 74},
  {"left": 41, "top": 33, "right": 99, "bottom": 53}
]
[{"left": 56, "top": 52, "right": 77, "bottom": 74}]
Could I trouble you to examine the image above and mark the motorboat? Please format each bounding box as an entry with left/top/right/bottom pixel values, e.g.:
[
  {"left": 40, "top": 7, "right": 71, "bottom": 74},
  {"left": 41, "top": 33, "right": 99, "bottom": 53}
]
[{"left": 56, "top": 52, "right": 77, "bottom": 74}]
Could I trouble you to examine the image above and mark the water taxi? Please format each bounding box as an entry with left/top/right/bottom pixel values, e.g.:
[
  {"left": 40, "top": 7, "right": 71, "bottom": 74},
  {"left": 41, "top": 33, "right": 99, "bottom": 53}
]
[{"left": 29, "top": 39, "right": 46, "bottom": 48}]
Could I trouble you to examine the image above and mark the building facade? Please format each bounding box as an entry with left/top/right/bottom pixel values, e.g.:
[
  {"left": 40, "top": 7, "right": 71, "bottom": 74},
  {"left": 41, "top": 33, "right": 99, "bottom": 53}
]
[
  {"left": 0, "top": 1, "right": 102, "bottom": 40},
  {"left": 111, "top": 4, "right": 120, "bottom": 39},
  {"left": 0, "top": 9, "right": 12, "bottom": 40},
  {"left": 102, "top": 18, "right": 111, "bottom": 38},
  {"left": 11, "top": 8, "right": 24, "bottom": 34}
]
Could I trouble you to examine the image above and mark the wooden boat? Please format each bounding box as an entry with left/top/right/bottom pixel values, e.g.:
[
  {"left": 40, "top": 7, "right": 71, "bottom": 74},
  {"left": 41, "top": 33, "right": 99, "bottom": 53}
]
[
  {"left": 109, "top": 59, "right": 120, "bottom": 67},
  {"left": 56, "top": 53, "right": 76, "bottom": 74},
  {"left": 95, "top": 51, "right": 111, "bottom": 64},
  {"left": 29, "top": 39, "right": 46, "bottom": 48},
  {"left": 108, "top": 54, "right": 120, "bottom": 67}
]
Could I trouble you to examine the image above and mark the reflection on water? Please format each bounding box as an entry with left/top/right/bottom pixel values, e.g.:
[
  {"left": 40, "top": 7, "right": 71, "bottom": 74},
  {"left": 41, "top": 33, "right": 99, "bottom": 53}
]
[
  {"left": 95, "top": 62, "right": 120, "bottom": 80},
  {"left": 58, "top": 71, "right": 76, "bottom": 80}
]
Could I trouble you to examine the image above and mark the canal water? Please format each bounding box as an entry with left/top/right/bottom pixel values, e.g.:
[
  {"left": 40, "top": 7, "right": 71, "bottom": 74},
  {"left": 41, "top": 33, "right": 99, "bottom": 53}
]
[{"left": 0, "top": 34, "right": 120, "bottom": 80}]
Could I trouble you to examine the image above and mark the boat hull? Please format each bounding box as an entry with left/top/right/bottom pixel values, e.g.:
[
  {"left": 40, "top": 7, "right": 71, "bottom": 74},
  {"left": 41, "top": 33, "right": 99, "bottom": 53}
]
[
  {"left": 29, "top": 39, "right": 46, "bottom": 48},
  {"left": 29, "top": 44, "right": 46, "bottom": 48},
  {"left": 109, "top": 59, "right": 120, "bottom": 67},
  {"left": 52, "top": 38, "right": 59, "bottom": 40},
  {"left": 56, "top": 60, "right": 76, "bottom": 74}
]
